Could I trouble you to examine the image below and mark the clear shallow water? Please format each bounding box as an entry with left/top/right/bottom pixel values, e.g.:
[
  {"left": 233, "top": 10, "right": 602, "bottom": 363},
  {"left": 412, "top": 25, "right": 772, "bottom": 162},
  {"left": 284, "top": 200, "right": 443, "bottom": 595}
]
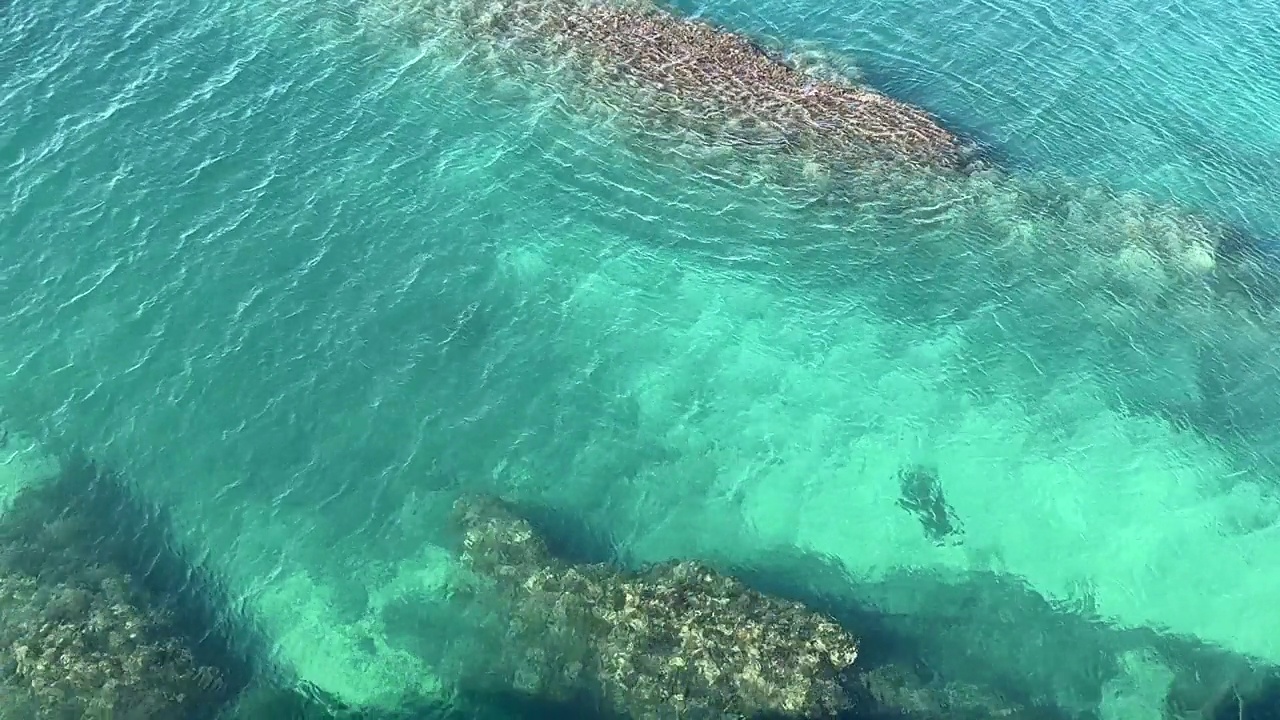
[{"left": 3, "top": 0, "right": 1280, "bottom": 714}]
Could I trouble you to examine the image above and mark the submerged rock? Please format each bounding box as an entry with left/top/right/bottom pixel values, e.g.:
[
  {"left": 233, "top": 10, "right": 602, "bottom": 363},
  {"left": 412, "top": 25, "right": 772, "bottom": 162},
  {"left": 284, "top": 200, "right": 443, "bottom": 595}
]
[
  {"left": 850, "top": 662, "right": 1047, "bottom": 719},
  {"left": 451, "top": 494, "right": 859, "bottom": 718},
  {"left": 393, "top": 0, "right": 976, "bottom": 173},
  {"left": 0, "top": 455, "right": 249, "bottom": 719},
  {"left": 546, "top": 3, "right": 975, "bottom": 170}
]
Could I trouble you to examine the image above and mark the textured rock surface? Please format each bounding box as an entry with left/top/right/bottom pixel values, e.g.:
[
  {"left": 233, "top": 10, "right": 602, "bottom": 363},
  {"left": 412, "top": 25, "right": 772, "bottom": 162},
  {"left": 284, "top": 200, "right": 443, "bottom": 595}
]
[
  {"left": 549, "top": 3, "right": 974, "bottom": 169},
  {"left": 389, "top": 0, "right": 975, "bottom": 172},
  {"left": 453, "top": 494, "right": 860, "bottom": 718},
  {"left": 0, "top": 459, "right": 236, "bottom": 719}
]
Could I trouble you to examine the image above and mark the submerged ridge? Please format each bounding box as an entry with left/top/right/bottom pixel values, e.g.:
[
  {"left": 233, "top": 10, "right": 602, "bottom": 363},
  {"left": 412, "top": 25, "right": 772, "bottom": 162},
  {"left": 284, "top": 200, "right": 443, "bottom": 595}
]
[
  {"left": 375, "top": 0, "right": 978, "bottom": 171},
  {"left": 549, "top": 2, "right": 975, "bottom": 169}
]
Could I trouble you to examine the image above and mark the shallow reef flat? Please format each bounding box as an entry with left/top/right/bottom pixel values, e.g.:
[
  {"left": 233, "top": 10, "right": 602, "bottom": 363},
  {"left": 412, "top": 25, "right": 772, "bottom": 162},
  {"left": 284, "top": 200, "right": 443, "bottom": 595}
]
[{"left": 363, "top": 0, "right": 979, "bottom": 174}]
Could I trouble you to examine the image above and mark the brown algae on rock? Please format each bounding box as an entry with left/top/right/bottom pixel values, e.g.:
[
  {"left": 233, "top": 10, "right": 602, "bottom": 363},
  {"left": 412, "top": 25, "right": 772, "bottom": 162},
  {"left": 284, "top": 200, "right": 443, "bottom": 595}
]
[
  {"left": 0, "top": 457, "right": 241, "bottom": 719},
  {"left": 380, "top": 0, "right": 978, "bottom": 173},
  {"left": 452, "top": 494, "right": 860, "bottom": 718},
  {"left": 546, "top": 2, "right": 975, "bottom": 170}
]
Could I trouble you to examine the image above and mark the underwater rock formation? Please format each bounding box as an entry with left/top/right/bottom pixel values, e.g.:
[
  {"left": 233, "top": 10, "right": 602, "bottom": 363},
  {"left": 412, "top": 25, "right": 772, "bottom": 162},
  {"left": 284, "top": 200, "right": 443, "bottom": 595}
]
[
  {"left": 444, "top": 495, "right": 1076, "bottom": 720},
  {"left": 390, "top": 0, "right": 975, "bottom": 172},
  {"left": 378, "top": 0, "right": 1280, "bottom": 323},
  {"left": 451, "top": 494, "right": 859, "bottom": 719},
  {"left": 545, "top": 3, "right": 974, "bottom": 169},
  {"left": 0, "top": 455, "right": 249, "bottom": 719},
  {"left": 0, "top": 572, "right": 221, "bottom": 718},
  {"left": 389, "top": 0, "right": 1280, "bottom": 448},
  {"left": 850, "top": 662, "right": 1041, "bottom": 719},
  {"left": 447, "top": 495, "right": 1072, "bottom": 719}
]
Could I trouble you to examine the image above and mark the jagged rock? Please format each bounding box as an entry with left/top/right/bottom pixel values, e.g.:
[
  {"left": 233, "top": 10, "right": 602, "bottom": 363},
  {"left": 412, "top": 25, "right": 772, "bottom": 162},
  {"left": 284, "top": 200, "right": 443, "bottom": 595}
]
[{"left": 452, "top": 494, "right": 860, "bottom": 719}]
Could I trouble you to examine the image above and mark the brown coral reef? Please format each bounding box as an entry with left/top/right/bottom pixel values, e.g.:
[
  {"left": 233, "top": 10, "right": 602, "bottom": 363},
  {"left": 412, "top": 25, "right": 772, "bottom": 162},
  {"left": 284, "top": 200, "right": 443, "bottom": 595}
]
[
  {"left": 548, "top": 4, "right": 974, "bottom": 169},
  {"left": 453, "top": 494, "right": 858, "bottom": 718},
  {"left": 450, "top": 494, "right": 1054, "bottom": 719},
  {"left": 0, "top": 457, "right": 241, "bottom": 719},
  {"left": 402, "top": 0, "right": 975, "bottom": 171}
]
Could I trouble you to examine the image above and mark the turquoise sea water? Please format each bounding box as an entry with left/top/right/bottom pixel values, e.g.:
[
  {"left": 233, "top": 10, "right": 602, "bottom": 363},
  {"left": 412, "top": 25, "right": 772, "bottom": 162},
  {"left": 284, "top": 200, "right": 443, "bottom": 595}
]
[
  {"left": 694, "top": 0, "right": 1280, "bottom": 240},
  {"left": 3, "top": 0, "right": 1280, "bottom": 714}
]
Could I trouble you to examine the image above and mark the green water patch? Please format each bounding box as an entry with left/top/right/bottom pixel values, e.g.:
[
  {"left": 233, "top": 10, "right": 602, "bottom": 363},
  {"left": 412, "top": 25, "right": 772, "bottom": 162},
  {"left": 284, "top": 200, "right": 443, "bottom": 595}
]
[
  {"left": 299, "top": 0, "right": 1280, "bottom": 465},
  {"left": 488, "top": 228, "right": 1280, "bottom": 666}
]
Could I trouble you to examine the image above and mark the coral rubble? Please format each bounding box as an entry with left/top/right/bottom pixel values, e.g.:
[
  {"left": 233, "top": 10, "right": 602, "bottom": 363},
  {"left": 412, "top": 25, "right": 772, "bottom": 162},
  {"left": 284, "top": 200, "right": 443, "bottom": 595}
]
[
  {"left": 0, "top": 455, "right": 249, "bottom": 719},
  {"left": 451, "top": 494, "right": 859, "bottom": 718}
]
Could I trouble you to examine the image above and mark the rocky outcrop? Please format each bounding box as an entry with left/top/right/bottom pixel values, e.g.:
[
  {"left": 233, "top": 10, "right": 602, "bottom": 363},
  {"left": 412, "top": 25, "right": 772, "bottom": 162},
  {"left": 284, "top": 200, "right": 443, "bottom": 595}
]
[
  {"left": 0, "top": 458, "right": 244, "bottom": 719},
  {"left": 549, "top": 3, "right": 974, "bottom": 169},
  {"left": 452, "top": 494, "right": 860, "bottom": 718},
  {"left": 395, "top": 0, "right": 975, "bottom": 171},
  {"left": 445, "top": 494, "right": 1084, "bottom": 720}
]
